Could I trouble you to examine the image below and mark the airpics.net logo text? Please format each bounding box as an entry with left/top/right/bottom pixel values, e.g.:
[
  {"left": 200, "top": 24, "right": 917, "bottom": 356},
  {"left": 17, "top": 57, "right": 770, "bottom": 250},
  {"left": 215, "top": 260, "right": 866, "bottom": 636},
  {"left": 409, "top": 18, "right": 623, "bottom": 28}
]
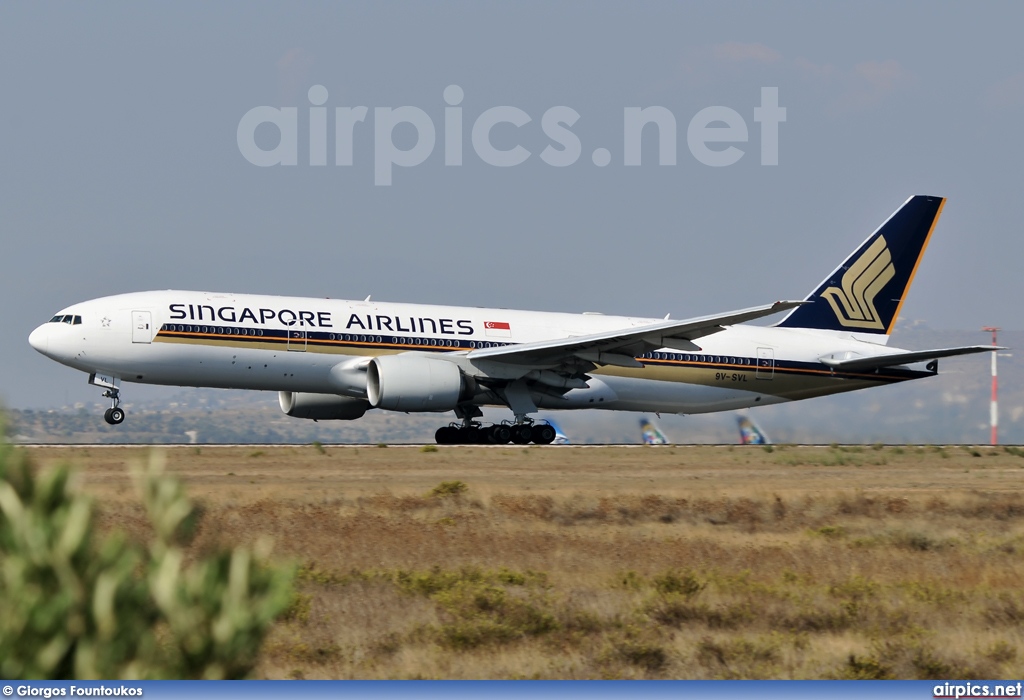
[{"left": 237, "top": 85, "right": 786, "bottom": 186}]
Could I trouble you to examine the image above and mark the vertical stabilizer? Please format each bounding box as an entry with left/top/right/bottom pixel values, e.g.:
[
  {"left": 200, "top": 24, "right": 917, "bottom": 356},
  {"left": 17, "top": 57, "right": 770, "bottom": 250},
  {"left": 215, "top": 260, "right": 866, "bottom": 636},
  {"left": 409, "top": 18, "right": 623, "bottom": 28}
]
[{"left": 776, "top": 195, "right": 945, "bottom": 338}]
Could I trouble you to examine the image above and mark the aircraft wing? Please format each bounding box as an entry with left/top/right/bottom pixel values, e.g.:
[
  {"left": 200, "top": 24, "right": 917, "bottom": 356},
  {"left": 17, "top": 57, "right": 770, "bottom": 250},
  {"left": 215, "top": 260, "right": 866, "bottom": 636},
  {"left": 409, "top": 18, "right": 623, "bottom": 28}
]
[
  {"left": 466, "top": 300, "right": 806, "bottom": 368},
  {"left": 819, "top": 345, "right": 1000, "bottom": 371}
]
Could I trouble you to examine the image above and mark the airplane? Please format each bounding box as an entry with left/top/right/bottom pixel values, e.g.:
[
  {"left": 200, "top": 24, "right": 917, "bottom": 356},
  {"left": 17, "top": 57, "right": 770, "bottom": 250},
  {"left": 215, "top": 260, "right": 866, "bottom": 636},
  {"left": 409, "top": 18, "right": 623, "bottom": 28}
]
[
  {"left": 29, "top": 195, "right": 999, "bottom": 445},
  {"left": 640, "top": 417, "right": 669, "bottom": 445},
  {"left": 737, "top": 414, "right": 770, "bottom": 445}
]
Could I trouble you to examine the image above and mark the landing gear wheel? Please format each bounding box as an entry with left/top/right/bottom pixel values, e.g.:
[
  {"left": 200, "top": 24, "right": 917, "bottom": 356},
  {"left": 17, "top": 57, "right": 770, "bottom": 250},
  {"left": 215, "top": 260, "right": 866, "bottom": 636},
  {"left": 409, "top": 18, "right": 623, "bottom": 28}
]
[
  {"left": 100, "top": 385, "right": 124, "bottom": 425},
  {"left": 533, "top": 424, "right": 556, "bottom": 445},
  {"left": 489, "top": 424, "right": 512, "bottom": 444},
  {"left": 435, "top": 426, "right": 457, "bottom": 444},
  {"left": 510, "top": 424, "right": 533, "bottom": 444}
]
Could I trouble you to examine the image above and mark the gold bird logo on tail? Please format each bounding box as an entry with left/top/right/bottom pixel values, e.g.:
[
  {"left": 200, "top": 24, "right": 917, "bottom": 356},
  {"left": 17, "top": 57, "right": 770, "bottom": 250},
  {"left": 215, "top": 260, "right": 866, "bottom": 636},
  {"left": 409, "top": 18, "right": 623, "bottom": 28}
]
[{"left": 820, "top": 235, "right": 895, "bottom": 330}]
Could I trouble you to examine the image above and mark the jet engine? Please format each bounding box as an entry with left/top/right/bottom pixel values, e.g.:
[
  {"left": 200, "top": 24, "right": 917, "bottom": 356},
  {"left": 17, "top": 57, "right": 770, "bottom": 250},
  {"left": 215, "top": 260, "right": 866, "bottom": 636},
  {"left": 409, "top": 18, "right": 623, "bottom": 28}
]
[
  {"left": 278, "top": 391, "right": 370, "bottom": 420},
  {"left": 366, "top": 354, "right": 473, "bottom": 412}
]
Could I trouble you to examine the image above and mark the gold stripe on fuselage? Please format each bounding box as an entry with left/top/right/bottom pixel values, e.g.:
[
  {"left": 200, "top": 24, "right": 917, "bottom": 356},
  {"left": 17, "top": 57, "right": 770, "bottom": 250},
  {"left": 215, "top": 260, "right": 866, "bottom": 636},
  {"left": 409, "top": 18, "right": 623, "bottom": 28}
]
[
  {"left": 155, "top": 332, "right": 906, "bottom": 401},
  {"left": 594, "top": 361, "right": 903, "bottom": 401}
]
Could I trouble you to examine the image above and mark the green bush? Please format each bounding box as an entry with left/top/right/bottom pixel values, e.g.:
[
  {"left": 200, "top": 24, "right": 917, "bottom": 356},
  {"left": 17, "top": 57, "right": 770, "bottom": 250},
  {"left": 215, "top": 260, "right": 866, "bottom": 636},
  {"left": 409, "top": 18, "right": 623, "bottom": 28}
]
[
  {"left": 652, "top": 569, "right": 705, "bottom": 598},
  {"left": 429, "top": 480, "right": 468, "bottom": 498},
  {"left": 0, "top": 439, "right": 293, "bottom": 679}
]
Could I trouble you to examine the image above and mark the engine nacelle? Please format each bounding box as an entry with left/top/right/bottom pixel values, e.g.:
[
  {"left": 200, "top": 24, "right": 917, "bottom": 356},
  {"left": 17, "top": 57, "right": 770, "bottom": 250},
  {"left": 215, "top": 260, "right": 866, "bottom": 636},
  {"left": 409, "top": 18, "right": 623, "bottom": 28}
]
[
  {"left": 366, "top": 354, "right": 469, "bottom": 412},
  {"left": 278, "top": 391, "right": 370, "bottom": 420}
]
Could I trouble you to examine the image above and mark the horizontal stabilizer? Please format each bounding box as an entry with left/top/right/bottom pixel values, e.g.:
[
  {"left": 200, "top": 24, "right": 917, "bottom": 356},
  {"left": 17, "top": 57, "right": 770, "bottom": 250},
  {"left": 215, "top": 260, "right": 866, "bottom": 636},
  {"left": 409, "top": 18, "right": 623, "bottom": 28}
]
[{"left": 819, "top": 345, "right": 1000, "bottom": 371}]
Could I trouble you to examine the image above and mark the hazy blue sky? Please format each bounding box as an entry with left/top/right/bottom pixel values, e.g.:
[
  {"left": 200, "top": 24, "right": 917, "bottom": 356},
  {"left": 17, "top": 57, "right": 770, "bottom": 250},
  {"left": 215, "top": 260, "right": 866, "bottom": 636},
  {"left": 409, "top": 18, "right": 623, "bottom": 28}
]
[{"left": 3, "top": 2, "right": 1023, "bottom": 409}]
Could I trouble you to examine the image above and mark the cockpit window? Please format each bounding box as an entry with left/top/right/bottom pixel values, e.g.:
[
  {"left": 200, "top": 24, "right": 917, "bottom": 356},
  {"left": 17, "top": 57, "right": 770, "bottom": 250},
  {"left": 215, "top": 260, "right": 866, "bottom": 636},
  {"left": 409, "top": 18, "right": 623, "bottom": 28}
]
[
  {"left": 73, "top": 315, "right": 82, "bottom": 325},
  {"left": 49, "top": 315, "right": 62, "bottom": 323},
  {"left": 48, "top": 314, "right": 81, "bottom": 324}
]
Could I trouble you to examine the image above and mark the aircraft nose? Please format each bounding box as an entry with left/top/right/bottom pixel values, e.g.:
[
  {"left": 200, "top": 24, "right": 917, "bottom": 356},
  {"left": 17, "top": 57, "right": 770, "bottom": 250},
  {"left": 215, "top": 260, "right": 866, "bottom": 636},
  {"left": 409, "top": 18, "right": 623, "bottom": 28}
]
[{"left": 28, "top": 324, "right": 49, "bottom": 354}]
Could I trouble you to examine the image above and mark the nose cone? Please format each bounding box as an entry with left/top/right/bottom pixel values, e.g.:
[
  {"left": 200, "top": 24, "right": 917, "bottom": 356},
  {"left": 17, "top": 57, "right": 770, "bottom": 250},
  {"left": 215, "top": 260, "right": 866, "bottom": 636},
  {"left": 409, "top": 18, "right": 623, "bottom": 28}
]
[{"left": 28, "top": 324, "right": 49, "bottom": 355}]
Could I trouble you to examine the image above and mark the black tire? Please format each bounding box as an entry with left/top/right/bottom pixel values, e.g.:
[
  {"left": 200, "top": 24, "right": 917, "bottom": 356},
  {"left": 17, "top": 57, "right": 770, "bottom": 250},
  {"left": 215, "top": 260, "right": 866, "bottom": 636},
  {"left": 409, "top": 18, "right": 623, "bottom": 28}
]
[
  {"left": 109, "top": 407, "right": 125, "bottom": 425},
  {"left": 435, "top": 426, "right": 454, "bottom": 444},
  {"left": 103, "top": 408, "right": 114, "bottom": 425},
  {"left": 533, "top": 424, "right": 556, "bottom": 445},
  {"left": 489, "top": 424, "right": 512, "bottom": 444},
  {"left": 510, "top": 424, "right": 533, "bottom": 444}
]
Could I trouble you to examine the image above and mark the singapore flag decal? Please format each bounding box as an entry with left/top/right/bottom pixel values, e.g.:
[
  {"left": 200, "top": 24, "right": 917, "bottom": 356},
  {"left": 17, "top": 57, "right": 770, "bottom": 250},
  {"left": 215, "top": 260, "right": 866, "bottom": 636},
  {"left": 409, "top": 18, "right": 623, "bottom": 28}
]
[{"left": 484, "top": 321, "right": 512, "bottom": 338}]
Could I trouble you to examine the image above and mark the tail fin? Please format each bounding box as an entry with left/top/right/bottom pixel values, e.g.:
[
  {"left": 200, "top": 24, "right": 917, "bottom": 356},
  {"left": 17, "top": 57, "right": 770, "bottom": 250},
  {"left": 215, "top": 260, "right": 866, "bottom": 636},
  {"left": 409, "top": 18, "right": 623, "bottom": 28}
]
[
  {"left": 737, "top": 414, "right": 770, "bottom": 445},
  {"left": 639, "top": 417, "right": 668, "bottom": 445},
  {"left": 776, "top": 195, "right": 946, "bottom": 337}
]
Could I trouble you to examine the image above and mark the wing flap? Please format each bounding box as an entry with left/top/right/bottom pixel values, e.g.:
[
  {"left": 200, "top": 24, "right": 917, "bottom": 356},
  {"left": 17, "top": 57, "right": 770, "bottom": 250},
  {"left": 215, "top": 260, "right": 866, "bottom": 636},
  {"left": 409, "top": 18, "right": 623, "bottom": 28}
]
[
  {"left": 819, "top": 345, "right": 1000, "bottom": 371},
  {"left": 467, "top": 300, "right": 805, "bottom": 367}
]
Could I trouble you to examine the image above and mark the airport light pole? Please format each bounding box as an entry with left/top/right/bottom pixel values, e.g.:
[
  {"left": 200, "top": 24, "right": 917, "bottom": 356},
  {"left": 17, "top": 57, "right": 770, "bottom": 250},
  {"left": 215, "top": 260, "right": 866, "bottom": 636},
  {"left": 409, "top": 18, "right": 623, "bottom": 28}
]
[{"left": 982, "top": 327, "right": 1000, "bottom": 445}]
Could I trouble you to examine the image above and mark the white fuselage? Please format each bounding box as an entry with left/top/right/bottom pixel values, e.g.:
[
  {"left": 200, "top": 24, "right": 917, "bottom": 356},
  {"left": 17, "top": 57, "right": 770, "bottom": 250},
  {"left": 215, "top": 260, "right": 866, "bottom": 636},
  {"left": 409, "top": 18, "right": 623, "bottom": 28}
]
[{"left": 29, "top": 290, "right": 929, "bottom": 417}]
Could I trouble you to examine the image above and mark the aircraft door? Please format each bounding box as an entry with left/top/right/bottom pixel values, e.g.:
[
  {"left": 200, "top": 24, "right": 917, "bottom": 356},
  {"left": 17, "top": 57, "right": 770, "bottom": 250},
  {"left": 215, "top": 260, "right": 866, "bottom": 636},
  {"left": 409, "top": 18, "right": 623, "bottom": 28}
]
[
  {"left": 132, "top": 311, "right": 152, "bottom": 344},
  {"left": 756, "top": 347, "right": 774, "bottom": 379},
  {"left": 287, "top": 328, "right": 307, "bottom": 351}
]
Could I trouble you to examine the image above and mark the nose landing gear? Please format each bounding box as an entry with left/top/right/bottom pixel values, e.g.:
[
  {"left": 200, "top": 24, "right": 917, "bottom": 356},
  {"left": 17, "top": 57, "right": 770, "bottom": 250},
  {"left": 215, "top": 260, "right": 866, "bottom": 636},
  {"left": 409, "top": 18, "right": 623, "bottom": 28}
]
[
  {"left": 90, "top": 373, "right": 125, "bottom": 425},
  {"left": 102, "top": 388, "right": 125, "bottom": 425}
]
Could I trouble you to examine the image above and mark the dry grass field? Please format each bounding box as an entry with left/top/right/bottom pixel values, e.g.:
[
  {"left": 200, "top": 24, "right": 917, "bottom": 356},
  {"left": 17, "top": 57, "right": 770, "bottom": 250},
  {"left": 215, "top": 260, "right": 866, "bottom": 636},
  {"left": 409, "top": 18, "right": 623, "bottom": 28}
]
[{"left": 23, "top": 443, "right": 1024, "bottom": 679}]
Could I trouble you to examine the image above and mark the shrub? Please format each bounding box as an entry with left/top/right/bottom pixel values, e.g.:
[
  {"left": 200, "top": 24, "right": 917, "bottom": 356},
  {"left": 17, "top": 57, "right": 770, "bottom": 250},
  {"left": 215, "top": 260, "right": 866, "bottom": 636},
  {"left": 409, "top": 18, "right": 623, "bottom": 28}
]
[
  {"left": 614, "top": 633, "right": 667, "bottom": 672},
  {"left": 430, "top": 480, "right": 468, "bottom": 498},
  {"left": 813, "top": 525, "right": 846, "bottom": 539},
  {"left": 0, "top": 440, "right": 293, "bottom": 679},
  {"left": 433, "top": 581, "right": 558, "bottom": 649},
  {"left": 652, "top": 570, "right": 705, "bottom": 598},
  {"left": 840, "top": 653, "right": 892, "bottom": 679}
]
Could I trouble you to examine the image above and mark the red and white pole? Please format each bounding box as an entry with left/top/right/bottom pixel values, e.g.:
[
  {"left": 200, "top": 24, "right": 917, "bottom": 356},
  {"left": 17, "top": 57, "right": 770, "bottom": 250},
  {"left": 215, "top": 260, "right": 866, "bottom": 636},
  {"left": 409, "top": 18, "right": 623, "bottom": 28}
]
[{"left": 983, "top": 327, "right": 1000, "bottom": 445}]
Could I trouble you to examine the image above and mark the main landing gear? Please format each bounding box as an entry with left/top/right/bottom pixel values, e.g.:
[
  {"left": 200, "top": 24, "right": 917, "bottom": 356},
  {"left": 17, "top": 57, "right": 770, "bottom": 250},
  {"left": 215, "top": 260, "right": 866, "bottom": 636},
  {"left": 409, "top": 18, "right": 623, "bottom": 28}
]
[
  {"left": 434, "top": 419, "right": 557, "bottom": 445},
  {"left": 102, "top": 388, "right": 125, "bottom": 425}
]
